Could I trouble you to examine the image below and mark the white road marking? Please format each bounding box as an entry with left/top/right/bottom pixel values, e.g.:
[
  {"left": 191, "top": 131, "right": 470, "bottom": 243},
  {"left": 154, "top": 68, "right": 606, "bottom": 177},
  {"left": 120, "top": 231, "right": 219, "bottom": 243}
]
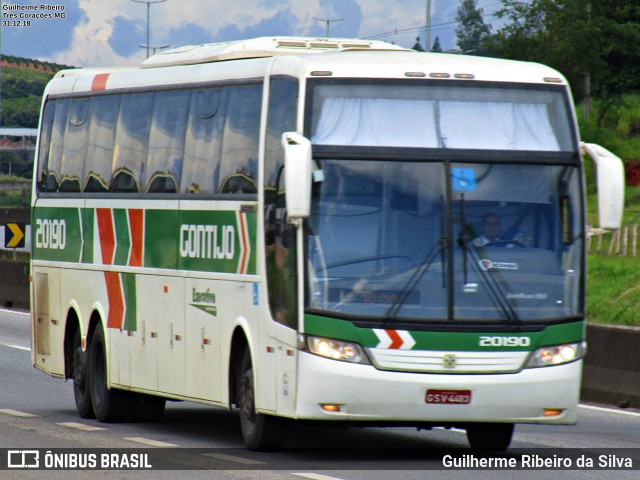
[
  {"left": 292, "top": 474, "right": 346, "bottom": 480},
  {"left": 5, "top": 344, "right": 30, "bottom": 351},
  {"left": 123, "top": 437, "right": 178, "bottom": 447},
  {"left": 58, "top": 422, "right": 106, "bottom": 431},
  {"left": 201, "top": 453, "right": 265, "bottom": 465},
  {"left": 0, "top": 409, "right": 38, "bottom": 418},
  {"left": 0, "top": 308, "right": 29, "bottom": 316},
  {"left": 580, "top": 404, "right": 640, "bottom": 418}
]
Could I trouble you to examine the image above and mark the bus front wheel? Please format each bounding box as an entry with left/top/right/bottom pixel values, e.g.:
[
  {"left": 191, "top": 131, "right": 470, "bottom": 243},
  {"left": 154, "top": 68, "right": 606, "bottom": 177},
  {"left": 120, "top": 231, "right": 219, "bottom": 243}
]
[
  {"left": 89, "top": 326, "right": 133, "bottom": 422},
  {"left": 237, "top": 348, "right": 287, "bottom": 450},
  {"left": 466, "top": 423, "right": 514, "bottom": 451}
]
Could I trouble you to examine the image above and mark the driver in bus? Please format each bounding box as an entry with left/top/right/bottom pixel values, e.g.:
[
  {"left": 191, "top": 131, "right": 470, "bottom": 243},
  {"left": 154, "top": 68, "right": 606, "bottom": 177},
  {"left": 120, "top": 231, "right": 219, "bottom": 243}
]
[{"left": 472, "top": 212, "right": 503, "bottom": 247}]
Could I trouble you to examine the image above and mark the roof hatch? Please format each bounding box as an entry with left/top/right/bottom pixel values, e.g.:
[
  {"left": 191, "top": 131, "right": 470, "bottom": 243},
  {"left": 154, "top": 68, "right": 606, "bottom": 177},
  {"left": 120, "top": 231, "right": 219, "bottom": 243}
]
[{"left": 140, "top": 36, "right": 407, "bottom": 68}]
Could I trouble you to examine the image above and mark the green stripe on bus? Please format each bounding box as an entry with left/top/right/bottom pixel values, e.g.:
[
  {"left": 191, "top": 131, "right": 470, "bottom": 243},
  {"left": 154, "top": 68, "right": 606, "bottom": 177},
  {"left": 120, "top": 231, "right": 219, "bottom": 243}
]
[
  {"left": 303, "top": 313, "right": 583, "bottom": 351},
  {"left": 113, "top": 209, "right": 131, "bottom": 266},
  {"left": 32, "top": 207, "right": 83, "bottom": 263},
  {"left": 81, "top": 208, "right": 94, "bottom": 264},
  {"left": 32, "top": 206, "right": 257, "bottom": 275},
  {"left": 144, "top": 209, "right": 179, "bottom": 269},
  {"left": 122, "top": 273, "right": 137, "bottom": 331}
]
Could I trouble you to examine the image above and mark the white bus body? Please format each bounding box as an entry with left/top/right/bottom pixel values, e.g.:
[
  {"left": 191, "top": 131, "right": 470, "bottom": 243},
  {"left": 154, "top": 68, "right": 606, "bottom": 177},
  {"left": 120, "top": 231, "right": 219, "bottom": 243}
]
[{"left": 31, "top": 37, "right": 624, "bottom": 450}]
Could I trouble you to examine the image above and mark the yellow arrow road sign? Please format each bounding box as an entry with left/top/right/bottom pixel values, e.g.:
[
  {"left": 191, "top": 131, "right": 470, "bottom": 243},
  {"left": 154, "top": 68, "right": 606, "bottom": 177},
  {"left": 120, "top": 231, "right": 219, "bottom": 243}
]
[{"left": 6, "top": 223, "right": 25, "bottom": 248}]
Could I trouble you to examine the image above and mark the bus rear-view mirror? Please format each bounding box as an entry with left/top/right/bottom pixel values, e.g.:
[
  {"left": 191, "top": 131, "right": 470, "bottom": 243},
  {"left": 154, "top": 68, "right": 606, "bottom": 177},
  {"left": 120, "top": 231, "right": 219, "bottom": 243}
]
[{"left": 282, "top": 132, "right": 313, "bottom": 225}]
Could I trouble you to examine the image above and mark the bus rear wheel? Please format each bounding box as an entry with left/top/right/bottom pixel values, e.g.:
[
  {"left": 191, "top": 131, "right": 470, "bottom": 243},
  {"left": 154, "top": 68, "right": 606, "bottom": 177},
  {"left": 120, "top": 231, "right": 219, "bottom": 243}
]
[
  {"left": 237, "top": 349, "right": 287, "bottom": 450},
  {"left": 466, "top": 423, "right": 514, "bottom": 451},
  {"left": 72, "top": 329, "right": 94, "bottom": 419},
  {"left": 89, "top": 326, "right": 133, "bottom": 422}
]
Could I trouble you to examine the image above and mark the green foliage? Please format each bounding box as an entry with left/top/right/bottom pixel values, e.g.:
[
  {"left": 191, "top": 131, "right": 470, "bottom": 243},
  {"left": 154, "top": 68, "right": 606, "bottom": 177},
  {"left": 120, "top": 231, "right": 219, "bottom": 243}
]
[
  {"left": 2, "top": 97, "right": 42, "bottom": 128},
  {"left": 431, "top": 36, "right": 443, "bottom": 53},
  {"left": 587, "top": 255, "right": 640, "bottom": 326},
  {"left": 0, "top": 186, "right": 31, "bottom": 207},
  {"left": 455, "top": 0, "right": 492, "bottom": 54},
  {"left": 484, "top": 0, "right": 640, "bottom": 104},
  {"left": 1, "top": 64, "right": 56, "bottom": 128},
  {"left": 0, "top": 151, "right": 33, "bottom": 179},
  {"left": 578, "top": 95, "right": 640, "bottom": 158}
]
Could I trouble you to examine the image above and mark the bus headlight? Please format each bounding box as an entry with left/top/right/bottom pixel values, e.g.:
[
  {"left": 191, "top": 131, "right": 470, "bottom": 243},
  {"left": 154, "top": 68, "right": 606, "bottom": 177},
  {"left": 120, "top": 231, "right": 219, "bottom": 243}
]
[
  {"left": 526, "top": 341, "right": 586, "bottom": 368},
  {"left": 306, "top": 336, "right": 370, "bottom": 364}
]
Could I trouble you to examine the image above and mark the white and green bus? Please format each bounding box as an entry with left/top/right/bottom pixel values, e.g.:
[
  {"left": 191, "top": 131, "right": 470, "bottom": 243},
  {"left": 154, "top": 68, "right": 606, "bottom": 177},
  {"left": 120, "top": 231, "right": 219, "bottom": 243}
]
[{"left": 31, "top": 37, "right": 624, "bottom": 450}]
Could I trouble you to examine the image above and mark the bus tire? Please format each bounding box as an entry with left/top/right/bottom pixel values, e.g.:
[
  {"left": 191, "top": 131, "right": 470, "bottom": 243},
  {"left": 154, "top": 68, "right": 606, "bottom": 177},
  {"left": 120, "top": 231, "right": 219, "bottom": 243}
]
[
  {"left": 89, "top": 326, "right": 133, "bottom": 422},
  {"left": 237, "top": 348, "right": 287, "bottom": 450},
  {"left": 72, "top": 329, "right": 95, "bottom": 419},
  {"left": 466, "top": 423, "right": 514, "bottom": 451}
]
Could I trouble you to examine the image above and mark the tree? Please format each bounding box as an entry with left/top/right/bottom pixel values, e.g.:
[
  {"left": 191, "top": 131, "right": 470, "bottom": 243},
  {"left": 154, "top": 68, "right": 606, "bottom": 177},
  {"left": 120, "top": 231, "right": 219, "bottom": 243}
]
[
  {"left": 455, "top": 0, "right": 492, "bottom": 54},
  {"left": 412, "top": 37, "right": 425, "bottom": 52},
  {"left": 483, "top": 0, "right": 640, "bottom": 111},
  {"left": 431, "top": 36, "right": 443, "bottom": 53}
]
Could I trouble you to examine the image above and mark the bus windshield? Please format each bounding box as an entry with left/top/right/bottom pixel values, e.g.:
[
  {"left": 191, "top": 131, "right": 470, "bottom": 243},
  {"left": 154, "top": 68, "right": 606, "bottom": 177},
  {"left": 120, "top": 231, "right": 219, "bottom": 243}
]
[
  {"left": 306, "top": 159, "right": 584, "bottom": 324},
  {"left": 308, "top": 80, "right": 575, "bottom": 152}
]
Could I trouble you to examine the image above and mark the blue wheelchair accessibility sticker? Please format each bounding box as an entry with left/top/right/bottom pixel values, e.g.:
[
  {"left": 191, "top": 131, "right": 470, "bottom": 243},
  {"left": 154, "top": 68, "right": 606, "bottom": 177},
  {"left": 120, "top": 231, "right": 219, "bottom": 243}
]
[{"left": 452, "top": 168, "right": 476, "bottom": 191}]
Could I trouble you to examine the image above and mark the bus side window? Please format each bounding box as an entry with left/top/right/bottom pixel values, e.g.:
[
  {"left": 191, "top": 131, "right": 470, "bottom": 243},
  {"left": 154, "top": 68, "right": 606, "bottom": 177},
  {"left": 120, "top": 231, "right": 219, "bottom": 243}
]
[
  {"left": 181, "top": 88, "right": 223, "bottom": 194},
  {"left": 44, "top": 98, "right": 70, "bottom": 193},
  {"left": 110, "top": 168, "right": 140, "bottom": 193},
  {"left": 147, "top": 173, "right": 177, "bottom": 193},
  {"left": 146, "top": 90, "right": 188, "bottom": 193},
  {"left": 111, "top": 92, "right": 153, "bottom": 194},
  {"left": 59, "top": 97, "right": 90, "bottom": 193},
  {"left": 36, "top": 100, "right": 56, "bottom": 193},
  {"left": 220, "top": 171, "right": 257, "bottom": 194},
  {"left": 218, "top": 84, "right": 260, "bottom": 195},
  {"left": 85, "top": 94, "right": 120, "bottom": 193}
]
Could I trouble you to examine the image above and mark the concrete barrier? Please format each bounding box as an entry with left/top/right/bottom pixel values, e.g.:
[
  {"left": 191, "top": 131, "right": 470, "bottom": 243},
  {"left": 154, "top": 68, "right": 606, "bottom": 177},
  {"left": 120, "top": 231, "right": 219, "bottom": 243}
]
[
  {"left": 582, "top": 324, "right": 640, "bottom": 408},
  {"left": 0, "top": 260, "right": 29, "bottom": 309}
]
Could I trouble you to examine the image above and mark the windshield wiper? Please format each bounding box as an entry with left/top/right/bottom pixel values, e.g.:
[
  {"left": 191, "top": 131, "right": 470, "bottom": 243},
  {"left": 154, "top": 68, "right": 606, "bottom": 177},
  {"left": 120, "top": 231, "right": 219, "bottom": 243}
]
[{"left": 384, "top": 242, "right": 442, "bottom": 324}]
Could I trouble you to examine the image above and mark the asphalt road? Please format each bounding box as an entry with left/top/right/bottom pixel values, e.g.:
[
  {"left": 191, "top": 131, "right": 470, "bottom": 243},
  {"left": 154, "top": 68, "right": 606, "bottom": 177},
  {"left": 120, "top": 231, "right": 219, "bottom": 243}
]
[{"left": 1, "top": 308, "right": 639, "bottom": 479}]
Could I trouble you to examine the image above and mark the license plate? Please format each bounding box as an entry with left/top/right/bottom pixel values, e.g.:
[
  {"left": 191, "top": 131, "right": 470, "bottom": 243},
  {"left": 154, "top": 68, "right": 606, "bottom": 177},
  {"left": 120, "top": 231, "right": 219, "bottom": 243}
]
[{"left": 426, "top": 389, "right": 472, "bottom": 405}]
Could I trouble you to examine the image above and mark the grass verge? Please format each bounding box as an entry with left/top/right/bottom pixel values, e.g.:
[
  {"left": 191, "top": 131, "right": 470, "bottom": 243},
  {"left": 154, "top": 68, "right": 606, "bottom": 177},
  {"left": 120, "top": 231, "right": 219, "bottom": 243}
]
[{"left": 587, "top": 254, "right": 640, "bottom": 326}]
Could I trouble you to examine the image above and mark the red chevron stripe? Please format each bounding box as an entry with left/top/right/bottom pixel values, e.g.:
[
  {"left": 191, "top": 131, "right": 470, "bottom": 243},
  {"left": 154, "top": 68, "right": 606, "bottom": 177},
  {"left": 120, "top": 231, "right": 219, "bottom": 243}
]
[
  {"left": 386, "top": 329, "right": 404, "bottom": 349},
  {"left": 237, "top": 212, "right": 249, "bottom": 274},
  {"left": 105, "top": 272, "right": 124, "bottom": 329},
  {"left": 96, "top": 208, "right": 115, "bottom": 265},
  {"left": 128, "top": 209, "right": 144, "bottom": 267}
]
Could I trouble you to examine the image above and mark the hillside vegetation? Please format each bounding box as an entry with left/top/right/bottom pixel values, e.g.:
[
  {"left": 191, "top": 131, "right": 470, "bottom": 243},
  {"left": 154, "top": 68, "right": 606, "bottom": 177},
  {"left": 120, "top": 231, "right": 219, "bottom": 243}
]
[{"left": 1, "top": 55, "right": 72, "bottom": 128}]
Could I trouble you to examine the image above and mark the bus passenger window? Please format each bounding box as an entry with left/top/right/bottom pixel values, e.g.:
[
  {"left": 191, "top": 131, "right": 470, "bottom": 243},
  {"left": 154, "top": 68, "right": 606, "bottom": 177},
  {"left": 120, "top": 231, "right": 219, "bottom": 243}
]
[
  {"left": 146, "top": 172, "right": 177, "bottom": 193},
  {"left": 112, "top": 93, "right": 153, "bottom": 194},
  {"left": 181, "top": 88, "right": 224, "bottom": 194},
  {"left": 218, "top": 84, "right": 260, "bottom": 194},
  {"left": 45, "top": 99, "right": 70, "bottom": 193},
  {"left": 85, "top": 95, "right": 120, "bottom": 193},
  {"left": 84, "top": 172, "right": 109, "bottom": 192},
  {"left": 58, "top": 177, "right": 82, "bottom": 192},
  {"left": 36, "top": 101, "right": 56, "bottom": 193},
  {"left": 60, "top": 97, "right": 90, "bottom": 193},
  {"left": 220, "top": 170, "right": 257, "bottom": 194},
  {"left": 146, "top": 90, "right": 188, "bottom": 193},
  {"left": 110, "top": 168, "right": 140, "bottom": 193}
]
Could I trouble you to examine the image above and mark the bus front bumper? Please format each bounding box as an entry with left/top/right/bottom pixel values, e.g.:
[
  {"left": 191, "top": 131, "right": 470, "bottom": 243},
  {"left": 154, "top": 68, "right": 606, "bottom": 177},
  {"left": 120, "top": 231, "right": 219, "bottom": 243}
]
[{"left": 293, "top": 352, "right": 581, "bottom": 425}]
